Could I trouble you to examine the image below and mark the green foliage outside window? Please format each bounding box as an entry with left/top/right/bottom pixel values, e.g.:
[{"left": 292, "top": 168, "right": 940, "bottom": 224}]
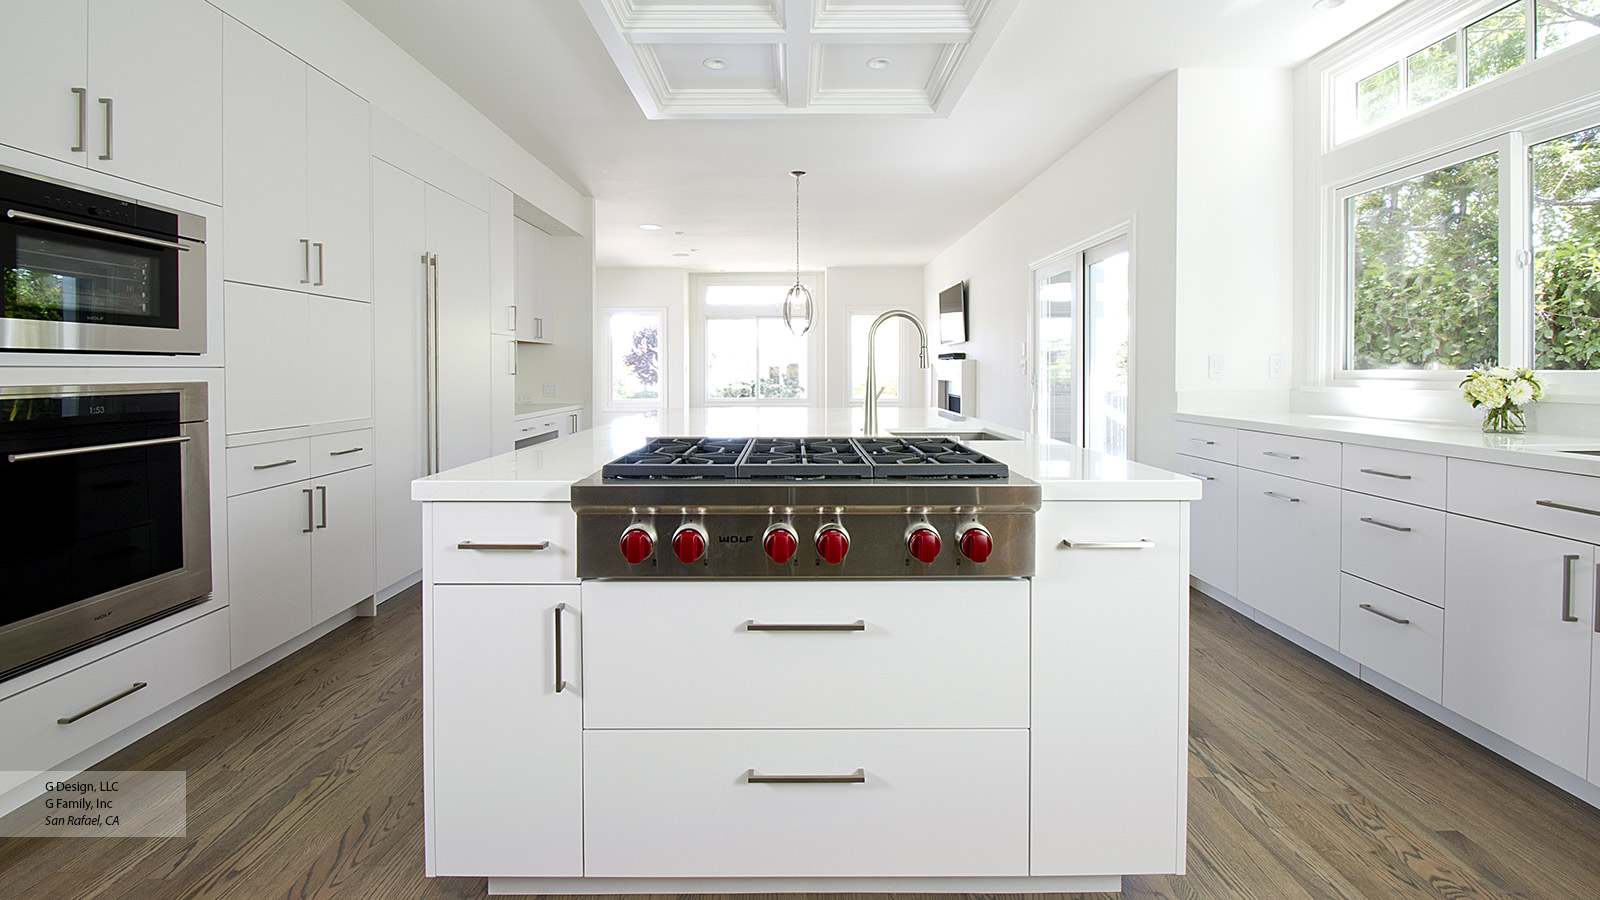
[
  {"left": 1533, "top": 127, "right": 1600, "bottom": 370},
  {"left": 1468, "top": 2, "right": 1528, "bottom": 84}
]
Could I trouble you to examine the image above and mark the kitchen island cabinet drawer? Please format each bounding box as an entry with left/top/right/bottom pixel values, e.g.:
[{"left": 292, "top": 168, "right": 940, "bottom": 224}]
[
  {"left": 1447, "top": 458, "right": 1600, "bottom": 545},
  {"left": 429, "top": 501, "right": 577, "bottom": 584},
  {"left": 1342, "top": 444, "right": 1446, "bottom": 509},
  {"left": 581, "top": 580, "right": 1028, "bottom": 729},
  {"left": 1239, "top": 430, "right": 1342, "bottom": 486},
  {"left": 1173, "top": 421, "right": 1237, "bottom": 464},
  {"left": 226, "top": 439, "right": 312, "bottom": 495},
  {"left": 583, "top": 728, "right": 1029, "bottom": 878},
  {"left": 1340, "top": 492, "right": 1445, "bottom": 607},
  {"left": 1340, "top": 575, "right": 1443, "bottom": 704},
  {"left": 0, "top": 610, "right": 229, "bottom": 800}
]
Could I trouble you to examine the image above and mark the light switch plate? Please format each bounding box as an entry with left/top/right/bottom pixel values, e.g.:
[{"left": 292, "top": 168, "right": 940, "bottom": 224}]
[
  {"left": 1208, "top": 355, "right": 1224, "bottom": 379},
  {"left": 543, "top": 383, "right": 558, "bottom": 396}
]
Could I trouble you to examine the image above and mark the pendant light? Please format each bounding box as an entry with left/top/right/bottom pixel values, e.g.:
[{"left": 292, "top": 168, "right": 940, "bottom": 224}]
[{"left": 782, "top": 170, "right": 814, "bottom": 336}]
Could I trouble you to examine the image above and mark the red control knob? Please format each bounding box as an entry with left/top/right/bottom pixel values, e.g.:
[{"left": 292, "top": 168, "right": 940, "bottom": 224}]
[
  {"left": 958, "top": 526, "right": 993, "bottom": 563},
  {"left": 816, "top": 527, "right": 850, "bottom": 565},
  {"left": 907, "top": 527, "right": 941, "bottom": 563},
  {"left": 763, "top": 526, "right": 799, "bottom": 564},
  {"left": 620, "top": 528, "right": 654, "bottom": 564},
  {"left": 672, "top": 527, "right": 707, "bottom": 564}
]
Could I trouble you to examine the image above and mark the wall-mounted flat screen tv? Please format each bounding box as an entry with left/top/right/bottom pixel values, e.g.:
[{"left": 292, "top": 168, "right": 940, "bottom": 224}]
[{"left": 939, "top": 282, "right": 967, "bottom": 344}]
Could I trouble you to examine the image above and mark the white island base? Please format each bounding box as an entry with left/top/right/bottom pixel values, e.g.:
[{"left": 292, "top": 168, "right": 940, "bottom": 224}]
[{"left": 416, "top": 410, "right": 1199, "bottom": 894}]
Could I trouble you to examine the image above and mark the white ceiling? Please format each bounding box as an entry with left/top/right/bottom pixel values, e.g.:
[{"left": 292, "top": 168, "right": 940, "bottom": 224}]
[{"left": 341, "top": 0, "right": 1408, "bottom": 272}]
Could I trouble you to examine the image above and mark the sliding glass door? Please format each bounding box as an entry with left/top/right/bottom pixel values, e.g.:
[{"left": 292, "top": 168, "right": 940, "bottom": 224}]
[{"left": 1034, "top": 235, "right": 1131, "bottom": 458}]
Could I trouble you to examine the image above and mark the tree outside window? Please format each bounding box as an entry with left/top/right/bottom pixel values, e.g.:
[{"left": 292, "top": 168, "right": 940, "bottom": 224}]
[{"left": 609, "top": 311, "right": 660, "bottom": 403}]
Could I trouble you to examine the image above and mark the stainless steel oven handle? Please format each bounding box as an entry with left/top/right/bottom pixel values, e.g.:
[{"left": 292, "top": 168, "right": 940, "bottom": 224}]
[
  {"left": 5, "top": 209, "right": 191, "bottom": 251},
  {"left": 57, "top": 682, "right": 147, "bottom": 725},
  {"left": 7, "top": 434, "right": 190, "bottom": 463},
  {"left": 71, "top": 87, "right": 87, "bottom": 152}
]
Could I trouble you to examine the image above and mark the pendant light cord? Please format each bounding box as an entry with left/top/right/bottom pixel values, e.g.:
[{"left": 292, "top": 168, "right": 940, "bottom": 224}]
[{"left": 792, "top": 170, "right": 804, "bottom": 288}]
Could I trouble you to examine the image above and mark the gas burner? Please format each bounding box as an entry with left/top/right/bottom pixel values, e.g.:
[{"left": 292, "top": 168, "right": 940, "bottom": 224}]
[
  {"left": 600, "top": 437, "right": 750, "bottom": 479},
  {"left": 601, "top": 436, "right": 1007, "bottom": 481},
  {"left": 855, "top": 438, "right": 1010, "bottom": 479}
]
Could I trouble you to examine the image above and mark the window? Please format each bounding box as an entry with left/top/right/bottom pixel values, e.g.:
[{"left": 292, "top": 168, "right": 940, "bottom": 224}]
[
  {"left": 1033, "top": 234, "right": 1132, "bottom": 458},
  {"left": 692, "top": 274, "right": 821, "bottom": 405},
  {"left": 849, "top": 313, "right": 901, "bottom": 402},
  {"left": 1532, "top": 125, "right": 1600, "bottom": 370},
  {"left": 605, "top": 309, "right": 662, "bottom": 407}
]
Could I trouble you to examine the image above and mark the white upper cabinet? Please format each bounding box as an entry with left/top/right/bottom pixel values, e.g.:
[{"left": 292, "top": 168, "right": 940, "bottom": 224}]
[
  {"left": 489, "top": 184, "right": 517, "bottom": 336},
  {"left": 515, "top": 218, "right": 552, "bottom": 343},
  {"left": 223, "top": 16, "right": 370, "bottom": 301},
  {"left": 0, "top": 0, "right": 222, "bottom": 203}
]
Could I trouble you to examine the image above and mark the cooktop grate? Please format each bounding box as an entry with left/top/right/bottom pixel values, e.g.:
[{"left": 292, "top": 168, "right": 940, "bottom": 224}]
[{"left": 599, "top": 436, "right": 1008, "bottom": 480}]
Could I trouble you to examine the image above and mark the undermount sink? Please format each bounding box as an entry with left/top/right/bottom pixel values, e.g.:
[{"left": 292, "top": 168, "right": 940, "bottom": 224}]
[{"left": 887, "top": 429, "right": 1020, "bottom": 442}]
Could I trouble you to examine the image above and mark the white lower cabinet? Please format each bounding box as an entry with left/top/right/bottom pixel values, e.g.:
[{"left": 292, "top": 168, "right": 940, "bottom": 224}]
[
  {"left": 1237, "top": 468, "right": 1341, "bottom": 647},
  {"left": 582, "top": 728, "right": 1029, "bottom": 878},
  {"left": 1339, "top": 574, "right": 1443, "bottom": 703},
  {"left": 1175, "top": 452, "right": 1237, "bottom": 595},
  {"left": 1443, "top": 515, "right": 1595, "bottom": 778},
  {"left": 223, "top": 283, "right": 372, "bottom": 435},
  {"left": 1591, "top": 635, "right": 1600, "bottom": 788},
  {"left": 429, "top": 584, "right": 581, "bottom": 878}
]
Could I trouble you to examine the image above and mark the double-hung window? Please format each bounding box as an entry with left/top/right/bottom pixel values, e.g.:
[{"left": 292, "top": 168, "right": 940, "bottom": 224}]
[
  {"left": 692, "top": 274, "right": 821, "bottom": 405},
  {"left": 603, "top": 308, "right": 665, "bottom": 409}
]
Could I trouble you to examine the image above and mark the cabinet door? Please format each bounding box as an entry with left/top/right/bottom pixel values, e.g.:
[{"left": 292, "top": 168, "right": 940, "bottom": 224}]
[
  {"left": 429, "top": 584, "right": 582, "bottom": 877},
  {"left": 306, "top": 69, "right": 371, "bottom": 302},
  {"left": 1031, "top": 501, "right": 1186, "bottom": 875},
  {"left": 513, "top": 218, "right": 548, "bottom": 342},
  {"left": 1591, "top": 623, "right": 1600, "bottom": 787},
  {"left": 228, "top": 483, "right": 313, "bottom": 665},
  {"left": 222, "top": 15, "right": 307, "bottom": 290},
  {"left": 371, "top": 160, "right": 427, "bottom": 594},
  {"left": 1237, "top": 469, "right": 1341, "bottom": 648},
  {"left": 490, "top": 337, "right": 516, "bottom": 455},
  {"left": 306, "top": 295, "right": 373, "bottom": 426},
  {"left": 0, "top": 0, "right": 87, "bottom": 166},
  {"left": 223, "top": 283, "right": 309, "bottom": 435},
  {"left": 425, "top": 185, "right": 492, "bottom": 471},
  {"left": 311, "top": 466, "right": 374, "bottom": 623},
  {"left": 488, "top": 184, "right": 516, "bottom": 335},
  {"left": 1444, "top": 516, "right": 1594, "bottom": 777},
  {"left": 1177, "top": 454, "right": 1236, "bottom": 595},
  {"left": 87, "top": 0, "right": 221, "bottom": 202}
]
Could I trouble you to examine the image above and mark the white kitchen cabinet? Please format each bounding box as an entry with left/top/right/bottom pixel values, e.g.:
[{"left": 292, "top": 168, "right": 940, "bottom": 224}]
[
  {"left": 1238, "top": 468, "right": 1341, "bottom": 647},
  {"left": 1340, "top": 491, "right": 1445, "bottom": 607},
  {"left": 489, "top": 184, "right": 518, "bottom": 336},
  {"left": 1339, "top": 574, "right": 1444, "bottom": 704},
  {"left": 0, "top": 0, "right": 222, "bottom": 203},
  {"left": 222, "top": 283, "right": 372, "bottom": 435},
  {"left": 429, "top": 584, "right": 582, "bottom": 878},
  {"left": 1444, "top": 515, "right": 1594, "bottom": 778},
  {"left": 223, "top": 17, "right": 369, "bottom": 300},
  {"left": 425, "top": 185, "right": 492, "bottom": 470},
  {"left": 1032, "top": 500, "right": 1187, "bottom": 876},
  {"left": 1591, "top": 632, "right": 1600, "bottom": 788},
  {"left": 514, "top": 218, "right": 552, "bottom": 343},
  {"left": 1176, "top": 452, "right": 1236, "bottom": 595},
  {"left": 491, "top": 338, "right": 517, "bottom": 454},
  {"left": 311, "top": 466, "right": 375, "bottom": 624},
  {"left": 306, "top": 295, "right": 374, "bottom": 427}
]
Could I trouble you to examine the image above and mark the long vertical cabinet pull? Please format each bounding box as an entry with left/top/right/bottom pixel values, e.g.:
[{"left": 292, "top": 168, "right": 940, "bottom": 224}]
[
  {"left": 1594, "top": 563, "right": 1599, "bottom": 634},
  {"left": 316, "top": 486, "right": 328, "bottom": 529},
  {"left": 303, "top": 240, "right": 314, "bottom": 284},
  {"left": 303, "top": 488, "right": 315, "bottom": 534},
  {"left": 430, "top": 254, "right": 442, "bottom": 473},
  {"left": 422, "top": 253, "right": 437, "bottom": 475},
  {"left": 97, "top": 97, "right": 112, "bottom": 160},
  {"left": 508, "top": 340, "right": 517, "bottom": 375},
  {"left": 313, "top": 242, "right": 325, "bottom": 286},
  {"left": 553, "top": 602, "right": 568, "bottom": 693},
  {"left": 1561, "top": 554, "right": 1580, "bottom": 622},
  {"left": 70, "top": 88, "right": 87, "bottom": 152}
]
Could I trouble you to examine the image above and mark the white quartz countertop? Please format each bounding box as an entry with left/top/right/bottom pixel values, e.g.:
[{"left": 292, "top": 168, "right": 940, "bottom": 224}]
[
  {"left": 414, "top": 407, "right": 1201, "bottom": 502},
  {"left": 514, "top": 402, "right": 583, "bottom": 418},
  {"left": 1174, "top": 410, "right": 1600, "bottom": 477}
]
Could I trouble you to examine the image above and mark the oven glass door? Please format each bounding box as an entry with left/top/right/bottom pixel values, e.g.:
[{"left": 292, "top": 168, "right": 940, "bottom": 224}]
[
  {"left": 0, "top": 392, "right": 188, "bottom": 632},
  {"left": 0, "top": 214, "right": 180, "bottom": 330}
]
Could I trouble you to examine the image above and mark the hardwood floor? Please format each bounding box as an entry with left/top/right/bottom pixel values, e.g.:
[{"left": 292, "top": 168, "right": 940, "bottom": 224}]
[{"left": 2, "top": 588, "right": 1598, "bottom": 900}]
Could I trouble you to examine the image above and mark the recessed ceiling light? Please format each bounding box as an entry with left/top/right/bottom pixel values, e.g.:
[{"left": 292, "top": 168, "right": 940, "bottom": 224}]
[
  {"left": 639, "top": 223, "right": 662, "bottom": 230},
  {"left": 866, "top": 57, "right": 893, "bottom": 70},
  {"left": 703, "top": 57, "right": 728, "bottom": 70},
  {"left": 1312, "top": 0, "right": 1344, "bottom": 9}
]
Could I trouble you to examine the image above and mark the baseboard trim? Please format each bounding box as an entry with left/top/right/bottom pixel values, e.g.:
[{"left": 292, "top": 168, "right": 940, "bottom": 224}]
[{"left": 487, "top": 875, "right": 1123, "bottom": 895}]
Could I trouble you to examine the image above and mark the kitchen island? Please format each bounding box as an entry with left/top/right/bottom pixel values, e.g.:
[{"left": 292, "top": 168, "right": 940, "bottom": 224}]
[{"left": 414, "top": 409, "right": 1199, "bottom": 896}]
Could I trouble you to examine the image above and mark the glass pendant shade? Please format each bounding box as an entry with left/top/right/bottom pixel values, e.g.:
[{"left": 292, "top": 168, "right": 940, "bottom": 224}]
[{"left": 782, "top": 282, "right": 814, "bottom": 336}]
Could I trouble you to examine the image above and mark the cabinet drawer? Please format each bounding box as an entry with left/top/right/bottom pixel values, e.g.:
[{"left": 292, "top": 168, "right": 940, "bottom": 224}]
[
  {"left": 429, "top": 502, "right": 577, "bottom": 584},
  {"left": 1239, "top": 430, "right": 1342, "bottom": 486},
  {"left": 1173, "top": 420, "right": 1237, "bottom": 464},
  {"left": 583, "top": 728, "right": 1029, "bottom": 877},
  {"left": 582, "top": 580, "right": 1029, "bottom": 729},
  {"left": 1342, "top": 444, "right": 1447, "bottom": 509},
  {"left": 1448, "top": 458, "right": 1600, "bottom": 545},
  {"left": 310, "top": 429, "right": 372, "bottom": 476},
  {"left": 1340, "top": 492, "right": 1445, "bottom": 606},
  {"left": 225, "top": 439, "right": 312, "bottom": 495},
  {"left": 1175, "top": 456, "right": 1238, "bottom": 595},
  {"left": 1339, "top": 575, "right": 1443, "bottom": 704},
  {"left": 0, "top": 610, "right": 229, "bottom": 799},
  {"left": 1237, "top": 469, "right": 1341, "bottom": 648}
]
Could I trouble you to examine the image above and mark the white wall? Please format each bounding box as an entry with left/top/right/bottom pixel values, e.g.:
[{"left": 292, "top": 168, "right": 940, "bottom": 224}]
[
  {"left": 824, "top": 267, "right": 927, "bottom": 409},
  {"left": 592, "top": 267, "right": 688, "bottom": 425}
]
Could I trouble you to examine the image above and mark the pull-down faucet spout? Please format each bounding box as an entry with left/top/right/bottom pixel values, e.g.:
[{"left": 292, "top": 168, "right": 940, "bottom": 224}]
[{"left": 864, "top": 309, "right": 929, "bottom": 436}]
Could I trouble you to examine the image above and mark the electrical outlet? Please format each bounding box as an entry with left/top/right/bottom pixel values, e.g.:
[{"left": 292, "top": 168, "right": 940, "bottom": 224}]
[
  {"left": 543, "top": 383, "right": 558, "bottom": 397},
  {"left": 1268, "top": 354, "right": 1285, "bottom": 379},
  {"left": 1208, "top": 355, "right": 1224, "bottom": 379},
  {"left": 517, "top": 393, "right": 534, "bottom": 402}
]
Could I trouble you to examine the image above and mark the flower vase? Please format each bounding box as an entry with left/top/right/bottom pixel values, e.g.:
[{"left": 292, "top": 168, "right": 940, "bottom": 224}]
[{"left": 1482, "top": 404, "right": 1526, "bottom": 434}]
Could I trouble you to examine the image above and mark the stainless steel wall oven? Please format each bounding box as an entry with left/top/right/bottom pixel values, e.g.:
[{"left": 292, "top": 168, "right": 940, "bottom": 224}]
[
  {"left": 0, "top": 382, "right": 211, "bottom": 682},
  {"left": 0, "top": 168, "right": 205, "bottom": 355}
]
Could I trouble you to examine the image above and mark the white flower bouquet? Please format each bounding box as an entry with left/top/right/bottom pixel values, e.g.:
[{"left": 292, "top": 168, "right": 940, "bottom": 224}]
[{"left": 1459, "top": 365, "right": 1543, "bottom": 433}]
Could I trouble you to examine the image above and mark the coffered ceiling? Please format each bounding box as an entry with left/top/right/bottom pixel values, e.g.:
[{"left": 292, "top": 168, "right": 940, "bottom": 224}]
[{"left": 576, "top": 0, "right": 1022, "bottom": 117}]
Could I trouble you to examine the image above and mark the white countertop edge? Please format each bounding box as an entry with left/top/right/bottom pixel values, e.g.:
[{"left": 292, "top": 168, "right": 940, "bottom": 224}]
[{"left": 1173, "top": 411, "right": 1600, "bottom": 478}]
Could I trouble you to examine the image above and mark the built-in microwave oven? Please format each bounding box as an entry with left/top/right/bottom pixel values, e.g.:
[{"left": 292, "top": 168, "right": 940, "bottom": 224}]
[{"left": 0, "top": 168, "right": 205, "bottom": 354}]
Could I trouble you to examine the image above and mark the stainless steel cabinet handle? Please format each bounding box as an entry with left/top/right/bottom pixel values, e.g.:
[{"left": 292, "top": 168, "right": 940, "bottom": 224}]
[
  {"left": 508, "top": 340, "right": 517, "bottom": 375},
  {"left": 1537, "top": 499, "right": 1600, "bottom": 518},
  {"left": 1358, "top": 468, "right": 1412, "bottom": 480},
  {"left": 1188, "top": 472, "right": 1215, "bottom": 481},
  {"left": 313, "top": 242, "right": 325, "bottom": 286},
  {"left": 316, "top": 485, "right": 328, "bottom": 529},
  {"left": 1593, "top": 563, "right": 1599, "bottom": 635},
  {"left": 1359, "top": 516, "right": 1412, "bottom": 533},
  {"left": 422, "top": 254, "right": 435, "bottom": 474},
  {"left": 744, "top": 620, "right": 866, "bottom": 632},
  {"left": 1561, "top": 554, "right": 1580, "bottom": 622},
  {"left": 1188, "top": 438, "right": 1215, "bottom": 446},
  {"left": 71, "top": 87, "right": 87, "bottom": 152},
  {"left": 5, "top": 210, "right": 190, "bottom": 251},
  {"left": 1359, "top": 603, "right": 1410, "bottom": 625},
  {"left": 303, "top": 488, "right": 315, "bottom": 533},
  {"left": 569, "top": 413, "right": 579, "bottom": 432},
  {"left": 1060, "top": 539, "right": 1156, "bottom": 549},
  {"left": 553, "top": 602, "right": 568, "bottom": 693},
  {"left": 57, "top": 682, "right": 147, "bottom": 725},
  {"left": 301, "top": 239, "right": 312, "bottom": 284},
  {"left": 456, "top": 540, "right": 551, "bottom": 551},
  {"left": 535, "top": 316, "right": 544, "bottom": 340},
  {"left": 1262, "top": 451, "right": 1300, "bottom": 460},
  {"left": 746, "top": 768, "right": 865, "bottom": 785},
  {"left": 430, "top": 254, "right": 441, "bottom": 472},
  {"left": 252, "top": 458, "right": 297, "bottom": 470},
  {"left": 329, "top": 447, "right": 363, "bottom": 456},
  {"left": 8, "top": 434, "right": 190, "bottom": 463},
  {"left": 1263, "top": 491, "right": 1300, "bottom": 503},
  {"left": 97, "top": 97, "right": 112, "bottom": 160},
  {"left": 508, "top": 306, "right": 516, "bottom": 331}
]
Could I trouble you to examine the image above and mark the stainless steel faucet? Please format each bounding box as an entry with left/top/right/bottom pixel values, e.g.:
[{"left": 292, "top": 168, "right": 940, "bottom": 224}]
[{"left": 864, "top": 309, "right": 929, "bottom": 436}]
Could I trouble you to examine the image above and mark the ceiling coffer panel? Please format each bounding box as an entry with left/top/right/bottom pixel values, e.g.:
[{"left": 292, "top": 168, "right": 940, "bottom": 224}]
[{"left": 579, "top": 0, "right": 1019, "bottom": 118}]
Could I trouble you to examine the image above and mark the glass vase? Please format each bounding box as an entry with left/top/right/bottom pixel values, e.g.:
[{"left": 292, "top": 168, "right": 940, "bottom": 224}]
[{"left": 1482, "top": 404, "right": 1526, "bottom": 433}]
